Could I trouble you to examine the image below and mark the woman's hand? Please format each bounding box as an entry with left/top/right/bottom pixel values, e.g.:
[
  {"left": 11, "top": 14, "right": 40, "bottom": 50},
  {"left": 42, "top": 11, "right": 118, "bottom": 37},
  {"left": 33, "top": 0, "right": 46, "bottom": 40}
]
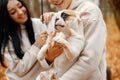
[
  {"left": 40, "top": 12, "right": 54, "bottom": 24},
  {"left": 34, "top": 31, "right": 48, "bottom": 48}
]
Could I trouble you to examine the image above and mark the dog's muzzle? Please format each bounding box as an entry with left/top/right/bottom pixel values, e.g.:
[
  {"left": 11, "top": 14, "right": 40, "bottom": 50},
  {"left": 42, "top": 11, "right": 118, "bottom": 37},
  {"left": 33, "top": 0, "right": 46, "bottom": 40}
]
[{"left": 55, "top": 18, "right": 65, "bottom": 30}]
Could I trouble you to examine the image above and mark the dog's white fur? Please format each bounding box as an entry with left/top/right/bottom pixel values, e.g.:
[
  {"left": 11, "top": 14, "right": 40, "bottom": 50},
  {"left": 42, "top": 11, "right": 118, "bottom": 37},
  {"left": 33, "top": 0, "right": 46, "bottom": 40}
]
[{"left": 36, "top": 9, "right": 88, "bottom": 80}]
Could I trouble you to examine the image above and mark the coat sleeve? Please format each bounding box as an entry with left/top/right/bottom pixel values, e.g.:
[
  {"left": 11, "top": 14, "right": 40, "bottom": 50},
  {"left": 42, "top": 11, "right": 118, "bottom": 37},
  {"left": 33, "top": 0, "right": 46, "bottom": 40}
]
[
  {"left": 59, "top": 7, "right": 107, "bottom": 80},
  {"left": 5, "top": 45, "right": 40, "bottom": 77}
]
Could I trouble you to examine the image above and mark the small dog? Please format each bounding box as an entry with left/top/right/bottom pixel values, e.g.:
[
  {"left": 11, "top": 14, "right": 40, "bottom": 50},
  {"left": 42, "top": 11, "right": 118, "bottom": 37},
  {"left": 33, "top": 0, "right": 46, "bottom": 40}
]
[{"left": 36, "top": 9, "right": 89, "bottom": 80}]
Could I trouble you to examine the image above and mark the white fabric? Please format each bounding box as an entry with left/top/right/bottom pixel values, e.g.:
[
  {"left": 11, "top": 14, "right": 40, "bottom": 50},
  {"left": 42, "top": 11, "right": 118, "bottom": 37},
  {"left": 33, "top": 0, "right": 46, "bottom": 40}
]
[
  {"left": 59, "top": 0, "right": 107, "bottom": 80},
  {"left": 4, "top": 18, "right": 49, "bottom": 80}
]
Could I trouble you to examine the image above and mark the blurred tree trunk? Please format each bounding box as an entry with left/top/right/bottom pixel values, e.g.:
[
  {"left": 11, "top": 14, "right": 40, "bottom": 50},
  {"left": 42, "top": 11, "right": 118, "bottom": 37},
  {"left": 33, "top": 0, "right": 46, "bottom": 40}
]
[
  {"left": 109, "top": 0, "right": 120, "bottom": 29},
  {"left": 39, "top": 0, "right": 55, "bottom": 12},
  {"left": 39, "top": 0, "right": 56, "bottom": 13},
  {"left": 29, "top": 0, "right": 40, "bottom": 17},
  {"left": 99, "top": 0, "right": 109, "bottom": 21},
  {"left": 24, "top": 0, "right": 40, "bottom": 18},
  {"left": 24, "top": 0, "right": 56, "bottom": 17}
]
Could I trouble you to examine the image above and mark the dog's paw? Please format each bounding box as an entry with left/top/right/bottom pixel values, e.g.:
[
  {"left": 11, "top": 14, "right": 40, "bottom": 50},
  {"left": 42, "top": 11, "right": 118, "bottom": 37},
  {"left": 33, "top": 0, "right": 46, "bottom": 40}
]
[
  {"left": 53, "top": 32, "right": 67, "bottom": 44},
  {"left": 53, "top": 36, "right": 64, "bottom": 44}
]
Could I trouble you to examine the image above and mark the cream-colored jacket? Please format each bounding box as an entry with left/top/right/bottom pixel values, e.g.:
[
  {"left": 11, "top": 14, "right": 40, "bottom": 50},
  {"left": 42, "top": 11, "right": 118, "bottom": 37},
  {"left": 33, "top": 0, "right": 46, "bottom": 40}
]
[
  {"left": 59, "top": 0, "right": 107, "bottom": 80},
  {"left": 4, "top": 18, "right": 49, "bottom": 80}
]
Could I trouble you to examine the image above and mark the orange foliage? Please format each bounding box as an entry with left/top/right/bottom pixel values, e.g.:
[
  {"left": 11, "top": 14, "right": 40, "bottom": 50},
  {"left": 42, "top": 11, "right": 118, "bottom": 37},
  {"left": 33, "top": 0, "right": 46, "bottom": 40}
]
[
  {"left": 106, "top": 15, "right": 120, "bottom": 80},
  {"left": 0, "top": 64, "right": 6, "bottom": 80}
]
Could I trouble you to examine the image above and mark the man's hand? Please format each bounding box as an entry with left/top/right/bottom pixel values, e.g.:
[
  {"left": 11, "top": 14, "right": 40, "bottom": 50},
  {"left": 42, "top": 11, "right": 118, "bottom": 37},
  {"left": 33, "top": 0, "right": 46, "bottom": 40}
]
[{"left": 45, "top": 31, "right": 63, "bottom": 63}]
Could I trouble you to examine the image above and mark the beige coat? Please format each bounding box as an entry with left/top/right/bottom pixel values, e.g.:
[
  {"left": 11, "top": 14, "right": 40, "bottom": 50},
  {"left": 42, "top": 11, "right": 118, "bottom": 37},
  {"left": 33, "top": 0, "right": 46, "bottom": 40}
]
[
  {"left": 4, "top": 18, "right": 49, "bottom": 80},
  {"left": 59, "top": 0, "right": 107, "bottom": 80}
]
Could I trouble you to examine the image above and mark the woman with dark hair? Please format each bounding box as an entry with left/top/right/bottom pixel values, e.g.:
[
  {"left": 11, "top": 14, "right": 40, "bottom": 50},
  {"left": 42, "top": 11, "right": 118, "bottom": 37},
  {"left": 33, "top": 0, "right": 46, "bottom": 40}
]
[{"left": 0, "top": 0, "right": 63, "bottom": 80}]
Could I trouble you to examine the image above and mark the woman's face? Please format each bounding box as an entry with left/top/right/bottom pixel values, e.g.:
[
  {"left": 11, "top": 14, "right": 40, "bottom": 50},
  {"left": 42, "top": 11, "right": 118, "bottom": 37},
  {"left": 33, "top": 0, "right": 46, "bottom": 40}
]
[
  {"left": 48, "top": 0, "right": 72, "bottom": 10},
  {"left": 7, "top": 0, "right": 28, "bottom": 25}
]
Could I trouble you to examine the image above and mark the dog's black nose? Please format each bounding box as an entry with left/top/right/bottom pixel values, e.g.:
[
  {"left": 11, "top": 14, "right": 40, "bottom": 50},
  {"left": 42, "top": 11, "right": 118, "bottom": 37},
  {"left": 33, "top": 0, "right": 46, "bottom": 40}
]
[{"left": 55, "top": 18, "right": 59, "bottom": 23}]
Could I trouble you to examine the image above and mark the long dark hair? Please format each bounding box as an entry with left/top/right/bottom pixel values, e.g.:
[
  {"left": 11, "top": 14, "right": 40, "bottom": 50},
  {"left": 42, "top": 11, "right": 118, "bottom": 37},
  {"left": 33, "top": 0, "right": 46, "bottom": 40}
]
[{"left": 0, "top": 0, "right": 35, "bottom": 67}]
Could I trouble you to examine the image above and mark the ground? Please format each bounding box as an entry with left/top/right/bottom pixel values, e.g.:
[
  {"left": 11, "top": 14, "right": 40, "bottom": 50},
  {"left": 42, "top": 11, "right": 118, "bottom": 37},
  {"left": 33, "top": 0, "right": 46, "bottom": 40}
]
[{"left": 0, "top": 15, "right": 120, "bottom": 80}]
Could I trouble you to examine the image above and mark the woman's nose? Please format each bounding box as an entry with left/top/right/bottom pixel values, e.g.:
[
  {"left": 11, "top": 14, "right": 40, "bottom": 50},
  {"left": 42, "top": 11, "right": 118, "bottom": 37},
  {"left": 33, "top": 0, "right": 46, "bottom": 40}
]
[{"left": 17, "top": 9, "right": 23, "bottom": 15}]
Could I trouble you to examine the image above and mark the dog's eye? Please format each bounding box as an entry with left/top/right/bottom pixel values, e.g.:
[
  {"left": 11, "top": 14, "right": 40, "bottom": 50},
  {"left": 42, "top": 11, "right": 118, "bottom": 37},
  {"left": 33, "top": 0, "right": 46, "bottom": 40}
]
[{"left": 61, "top": 12, "right": 70, "bottom": 20}]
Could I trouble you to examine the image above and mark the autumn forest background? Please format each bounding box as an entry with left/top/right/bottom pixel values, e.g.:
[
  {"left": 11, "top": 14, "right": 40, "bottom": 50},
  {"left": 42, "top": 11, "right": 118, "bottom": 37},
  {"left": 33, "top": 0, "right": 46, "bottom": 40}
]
[{"left": 0, "top": 0, "right": 120, "bottom": 80}]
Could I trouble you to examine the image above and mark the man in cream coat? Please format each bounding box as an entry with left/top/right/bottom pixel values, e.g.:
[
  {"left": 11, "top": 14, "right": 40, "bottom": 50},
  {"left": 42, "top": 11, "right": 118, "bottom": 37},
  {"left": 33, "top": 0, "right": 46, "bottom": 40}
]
[{"left": 48, "top": 0, "right": 107, "bottom": 80}]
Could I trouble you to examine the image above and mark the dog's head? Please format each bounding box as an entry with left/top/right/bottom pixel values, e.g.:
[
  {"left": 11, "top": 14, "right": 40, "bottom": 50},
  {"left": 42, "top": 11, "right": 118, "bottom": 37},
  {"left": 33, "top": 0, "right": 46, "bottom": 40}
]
[
  {"left": 54, "top": 9, "right": 89, "bottom": 34},
  {"left": 55, "top": 9, "right": 77, "bottom": 31},
  {"left": 47, "top": 9, "right": 89, "bottom": 38}
]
